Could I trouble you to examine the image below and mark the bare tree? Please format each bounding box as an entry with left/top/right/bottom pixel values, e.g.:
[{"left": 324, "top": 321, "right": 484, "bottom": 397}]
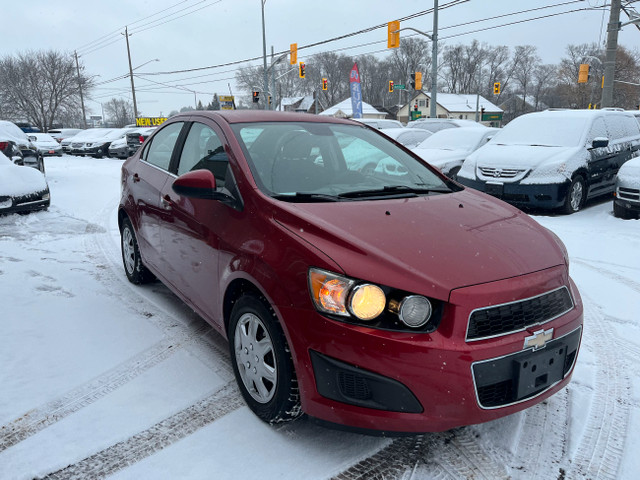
[
  {"left": 510, "top": 45, "right": 541, "bottom": 116},
  {"left": 103, "top": 98, "right": 134, "bottom": 127},
  {"left": 0, "top": 50, "right": 92, "bottom": 131},
  {"left": 390, "top": 37, "right": 432, "bottom": 90}
]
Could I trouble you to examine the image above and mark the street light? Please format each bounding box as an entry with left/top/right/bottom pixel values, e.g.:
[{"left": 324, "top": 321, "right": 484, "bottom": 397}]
[{"left": 133, "top": 58, "right": 159, "bottom": 71}]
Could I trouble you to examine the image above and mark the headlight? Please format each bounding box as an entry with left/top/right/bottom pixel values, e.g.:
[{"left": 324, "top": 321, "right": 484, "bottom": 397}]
[
  {"left": 398, "top": 296, "right": 432, "bottom": 328},
  {"left": 349, "top": 284, "right": 386, "bottom": 320}
]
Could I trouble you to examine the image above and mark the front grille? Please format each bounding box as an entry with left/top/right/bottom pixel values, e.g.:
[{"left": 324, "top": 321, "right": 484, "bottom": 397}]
[
  {"left": 618, "top": 186, "right": 640, "bottom": 203},
  {"left": 467, "top": 287, "right": 574, "bottom": 341},
  {"left": 473, "top": 327, "right": 581, "bottom": 409},
  {"left": 71, "top": 142, "right": 82, "bottom": 148},
  {"left": 478, "top": 167, "right": 524, "bottom": 179},
  {"left": 338, "top": 372, "right": 372, "bottom": 401}
]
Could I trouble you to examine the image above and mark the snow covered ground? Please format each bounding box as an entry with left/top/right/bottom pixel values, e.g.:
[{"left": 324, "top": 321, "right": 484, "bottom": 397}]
[{"left": 1, "top": 155, "right": 639, "bottom": 480}]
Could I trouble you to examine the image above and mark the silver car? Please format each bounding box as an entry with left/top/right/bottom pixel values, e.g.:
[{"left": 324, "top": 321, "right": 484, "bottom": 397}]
[{"left": 614, "top": 157, "right": 640, "bottom": 219}]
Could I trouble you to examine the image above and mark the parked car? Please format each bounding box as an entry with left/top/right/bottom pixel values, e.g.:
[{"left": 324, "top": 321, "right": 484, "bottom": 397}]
[
  {"left": 67, "top": 128, "right": 117, "bottom": 156},
  {"left": 412, "top": 127, "right": 498, "bottom": 179},
  {"left": 379, "top": 127, "right": 433, "bottom": 149},
  {"left": 407, "top": 118, "right": 485, "bottom": 132},
  {"left": 459, "top": 109, "right": 640, "bottom": 214},
  {"left": 48, "top": 128, "right": 83, "bottom": 146},
  {"left": 613, "top": 156, "right": 640, "bottom": 219},
  {"left": 109, "top": 127, "right": 156, "bottom": 159},
  {"left": 353, "top": 118, "right": 404, "bottom": 130},
  {"left": 0, "top": 120, "right": 44, "bottom": 172},
  {"left": 119, "top": 110, "right": 583, "bottom": 434},
  {"left": 29, "top": 133, "right": 63, "bottom": 157},
  {"left": 82, "top": 128, "right": 133, "bottom": 158},
  {"left": 0, "top": 137, "right": 24, "bottom": 165},
  {"left": 0, "top": 152, "right": 50, "bottom": 214}
]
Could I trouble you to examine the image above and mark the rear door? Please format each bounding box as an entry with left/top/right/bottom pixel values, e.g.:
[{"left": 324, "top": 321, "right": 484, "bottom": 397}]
[
  {"left": 586, "top": 116, "right": 615, "bottom": 196},
  {"left": 129, "top": 121, "right": 185, "bottom": 271}
]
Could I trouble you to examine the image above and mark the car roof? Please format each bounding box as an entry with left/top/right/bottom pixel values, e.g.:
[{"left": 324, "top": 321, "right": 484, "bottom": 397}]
[{"left": 170, "top": 110, "right": 359, "bottom": 126}]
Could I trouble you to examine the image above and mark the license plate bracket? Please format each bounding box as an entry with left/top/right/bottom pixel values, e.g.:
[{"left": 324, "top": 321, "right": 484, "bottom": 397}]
[
  {"left": 485, "top": 182, "right": 504, "bottom": 197},
  {"left": 514, "top": 344, "right": 566, "bottom": 400}
]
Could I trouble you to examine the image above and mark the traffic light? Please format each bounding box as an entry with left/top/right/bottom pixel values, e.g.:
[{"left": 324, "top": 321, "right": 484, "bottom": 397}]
[
  {"left": 322, "top": 78, "right": 328, "bottom": 90},
  {"left": 290, "top": 43, "right": 297, "bottom": 65},
  {"left": 388, "top": 80, "right": 394, "bottom": 93},
  {"left": 481, "top": 107, "right": 486, "bottom": 119},
  {"left": 493, "top": 82, "right": 501, "bottom": 95},
  {"left": 252, "top": 91, "right": 260, "bottom": 103},
  {"left": 299, "top": 62, "right": 306, "bottom": 79},
  {"left": 415, "top": 72, "right": 422, "bottom": 91},
  {"left": 578, "top": 64, "right": 589, "bottom": 84},
  {"left": 410, "top": 73, "right": 415, "bottom": 89},
  {"left": 387, "top": 21, "right": 400, "bottom": 49}
]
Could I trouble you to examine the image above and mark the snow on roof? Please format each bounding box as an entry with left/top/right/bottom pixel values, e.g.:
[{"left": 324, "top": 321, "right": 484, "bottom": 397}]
[
  {"left": 319, "top": 98, "right": 383, "bottom": 117},
  {"left": 424, "top": 93, "right": 503, "bottom": 113},
  {"left": 278, "top": 95, "right": 315, "bottom": 112}
]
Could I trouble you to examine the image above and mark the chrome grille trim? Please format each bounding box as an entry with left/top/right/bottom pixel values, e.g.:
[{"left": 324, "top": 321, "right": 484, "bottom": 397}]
[
  {"left": 478, "top": 167, "right": 524, "bottom": 179},
  {"left": 617, "top": 186, "right": 640, "bottom": 203}
]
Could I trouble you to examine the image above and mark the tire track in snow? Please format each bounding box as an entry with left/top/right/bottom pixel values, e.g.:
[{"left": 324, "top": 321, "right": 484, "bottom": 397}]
[
  {"left": 572, "top": 258, "right": 640, "bottom": 295},
  {"left": 0, "top": 323, "right": 217, "bottom": 453},
  {"left": 40, "top": 383, "right": 243, "bottom": 480},
  {"left": 567, "top": 299, "right": 630, "bottom": 480}
]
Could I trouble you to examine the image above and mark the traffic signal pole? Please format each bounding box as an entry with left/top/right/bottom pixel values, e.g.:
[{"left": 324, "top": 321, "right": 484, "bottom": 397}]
[
  {"left": 261, "top": 0, "right": 269, "bottom": 110},
  {"left": 430, "top": 0, "right": 438, "bottom": 119}
]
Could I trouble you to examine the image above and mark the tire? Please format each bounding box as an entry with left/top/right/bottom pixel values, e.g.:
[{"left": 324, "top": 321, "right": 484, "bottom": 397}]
[
  {"left": 561, "top": 175, "right": 586, "bottom": 214},
  {"left": 229, "top": 295, "right": 302, "bottom": 424},
  {"left": 614, "top": 201, "right": 634, "bottom": 219},
  {"left": 120, "top": 217, "right": 155, "bottom": 284}
]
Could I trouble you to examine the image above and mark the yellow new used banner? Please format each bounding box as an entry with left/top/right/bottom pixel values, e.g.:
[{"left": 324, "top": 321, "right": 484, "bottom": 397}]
[{"left": 135, "top": 117, "right": 168, "bottom": 127}]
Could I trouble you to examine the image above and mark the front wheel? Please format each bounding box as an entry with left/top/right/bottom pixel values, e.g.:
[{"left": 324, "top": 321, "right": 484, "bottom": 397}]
[
  {"left": 229, "top": 295, "right": 302, "bottom": 424},
  {"left": 561, "top": 175, "right": 586, "bottom": 214},
  {"left": 120, "top": 217, "right": 155, "bottom": 284}
]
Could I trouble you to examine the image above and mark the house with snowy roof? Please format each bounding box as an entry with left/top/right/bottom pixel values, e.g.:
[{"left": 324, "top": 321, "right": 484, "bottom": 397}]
[
  {"left": 397, "top": 92, "right": 503, "bottom": 126},
  {"left": 277, "top": 95, "right": 319, "bottom": 114},
  {"left": 319, "top": 98, "right": 386, "bottom": 119}
]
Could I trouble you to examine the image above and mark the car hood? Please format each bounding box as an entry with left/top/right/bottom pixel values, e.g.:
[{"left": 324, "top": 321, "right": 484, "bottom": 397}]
[
  {"left": 412, "top": 148, "right": 468, "bottom": 168},
  {"left": 273, "top": 189, "right": 565, "bottom": 300},
  {"left": 0, "top": 164, "right": 48, "bottom": 196},
  {"left": 471, "top": 144, "right": 577, "bottom": 170}
]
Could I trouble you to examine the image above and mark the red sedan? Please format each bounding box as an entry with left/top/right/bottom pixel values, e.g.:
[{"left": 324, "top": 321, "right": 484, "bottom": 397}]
[{"left": 119, "top": 111, "right": 583, "bottom": 434}]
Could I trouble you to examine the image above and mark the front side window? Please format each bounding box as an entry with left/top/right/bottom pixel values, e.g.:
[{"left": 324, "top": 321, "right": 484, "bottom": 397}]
[
  {"left": 143, "top": 122, "right": 183, "bottom": 171},
  {"left": 231, "top": 122, "right": 454, "bottom": 200},
  {"left": 177, "top": 122, "right": 228, "bottom": 187}
]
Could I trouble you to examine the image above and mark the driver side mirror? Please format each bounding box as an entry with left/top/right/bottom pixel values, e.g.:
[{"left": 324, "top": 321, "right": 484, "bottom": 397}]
[{"left": 591, "top": 137, "right": 609, "bottom": 148}]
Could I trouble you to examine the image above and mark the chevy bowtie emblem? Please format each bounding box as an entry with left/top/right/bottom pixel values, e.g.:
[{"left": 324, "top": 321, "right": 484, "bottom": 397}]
[{"left": 524, "top": 328, "right": 554, "bottom": 351}]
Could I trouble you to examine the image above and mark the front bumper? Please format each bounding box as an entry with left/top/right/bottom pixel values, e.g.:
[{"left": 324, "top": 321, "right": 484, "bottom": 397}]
[
  {"left": 459, "top": 177, "right": 571, "bottom": 210},
  {"left": 614, "top": 185, "right": 640, "bottom": 213},
  {"left": 109, "top": 146, "right": 129, "bottom": 159},
  {"left": 0, "top": 192, "right": 50, "bottom": 214},
  {"left": 84, "top": 144, "right": 109, "bottom": 157},
  {"left": 279, "top": 265, "right": 583, "bottom": 433}
]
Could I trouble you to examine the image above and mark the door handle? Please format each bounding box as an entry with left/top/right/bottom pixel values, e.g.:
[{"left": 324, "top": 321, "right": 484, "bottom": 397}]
[
  {"left": 132, "top": 173, "right": 140, "bottom": 183},
  {"left": 161, "top": 194, "right": 172, "bottom": 210}
]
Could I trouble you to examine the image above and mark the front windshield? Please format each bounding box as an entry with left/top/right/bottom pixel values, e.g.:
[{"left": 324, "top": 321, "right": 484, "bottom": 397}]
[
  {"left": 231, "top": 122, "right": 454, "bottom": 200},
  {"left": 490, "top": 115, "right": 587, "bottom": 147},
  {"left": 417, "top": 128, "right": 483, "bottom": 151}
]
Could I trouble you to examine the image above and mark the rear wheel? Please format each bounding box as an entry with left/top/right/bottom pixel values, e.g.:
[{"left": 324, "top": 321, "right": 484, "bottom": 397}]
[
  {"left": 561, "top": 175, "right": 586, "bottom": 214},
  {"left": 120, "top": 217, "right": 155, "bottom": 284},
  {"left": 229, "top": 295, "right": 302, "bottom": 424}
]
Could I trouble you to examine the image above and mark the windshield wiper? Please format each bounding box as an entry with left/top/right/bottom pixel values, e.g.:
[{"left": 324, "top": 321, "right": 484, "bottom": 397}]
[
  {"left": 338, "top": 185, "right": 450, "bottom": 199},
  {"left": 272, "top": 192, "right": 341, "bottom": 202}
]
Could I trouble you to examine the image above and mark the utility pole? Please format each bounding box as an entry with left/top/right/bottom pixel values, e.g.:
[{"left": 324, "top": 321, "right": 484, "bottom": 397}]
[
  {"left": 602, "top": 0, "right": 621, "bottom": 108},
  {"left": 74, "top": 51, "right": 87, "bottom": 128},
  {"left": 261, "top": 0, "right": 269, "bottom": 110},
  {"left": 271, "top": 46, "right": 276, "bottom": 111},
  {"left": 430, "top": 0, "right": 438, "bottom": 118},
  {"left": 123, "top": 27, "right": 139, "bottom": 119}
]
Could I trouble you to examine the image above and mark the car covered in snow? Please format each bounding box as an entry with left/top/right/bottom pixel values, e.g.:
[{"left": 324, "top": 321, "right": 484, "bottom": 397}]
[
  {"left": 613, "top": 156, "right": 640, "bottom": 219},
  {"left": 48, "top": 128, "right": 83, "bottom": 147},
  {"left": 407, "top": 118, "right": 485, "bottom": 132},
  {"left": 411, "top": 127, "right": 498, "bottom": 180},
  {"left": 378, "top": 127, "right": 432, "bottom": 149},
  {"left": 458, "top": 110, "right": 640, "bottom": 214},
  {"left": 353, "top": 118, "right": 404, "bottom": 130},
  {"left": 0, "top": 151, "right": 50, "bottom": 214},
  {"left": 119, "top": 111, "right": 583, "bottom": 434},
  {"left": 109, "top": 127, "right": 156, "bottom": 159},
  {"left": 67, "top": 128, "right": 118, "bottom": 157},
  {"left": 0, "top": 120, "right": 44, "bottom": 172},
  {"left": 29, "top": 133, "right": 63, "bottom": 157}
]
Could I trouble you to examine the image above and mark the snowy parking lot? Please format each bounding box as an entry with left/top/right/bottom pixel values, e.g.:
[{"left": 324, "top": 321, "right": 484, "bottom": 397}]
[{"left": 1, "top": 155, "right": 639, "bottom": 480}]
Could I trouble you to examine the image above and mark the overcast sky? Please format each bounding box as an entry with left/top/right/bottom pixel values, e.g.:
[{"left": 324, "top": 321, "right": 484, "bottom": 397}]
[{"left": 2, "top": 0, "right": 638, "bottom": 117}]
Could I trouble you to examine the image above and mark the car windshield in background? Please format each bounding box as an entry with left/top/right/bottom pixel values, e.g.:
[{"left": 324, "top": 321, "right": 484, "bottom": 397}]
[
  {"left": 231, "top": 122, "right": 454, "bottom": 201},
  {"left": 490, "top": 115, "right": 588, "bottom": 147}
]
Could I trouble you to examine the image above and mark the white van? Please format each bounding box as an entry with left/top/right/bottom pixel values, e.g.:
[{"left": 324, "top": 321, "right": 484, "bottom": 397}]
[{"left": 458, "top": 109, "right": 640, "bottom": 213}]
